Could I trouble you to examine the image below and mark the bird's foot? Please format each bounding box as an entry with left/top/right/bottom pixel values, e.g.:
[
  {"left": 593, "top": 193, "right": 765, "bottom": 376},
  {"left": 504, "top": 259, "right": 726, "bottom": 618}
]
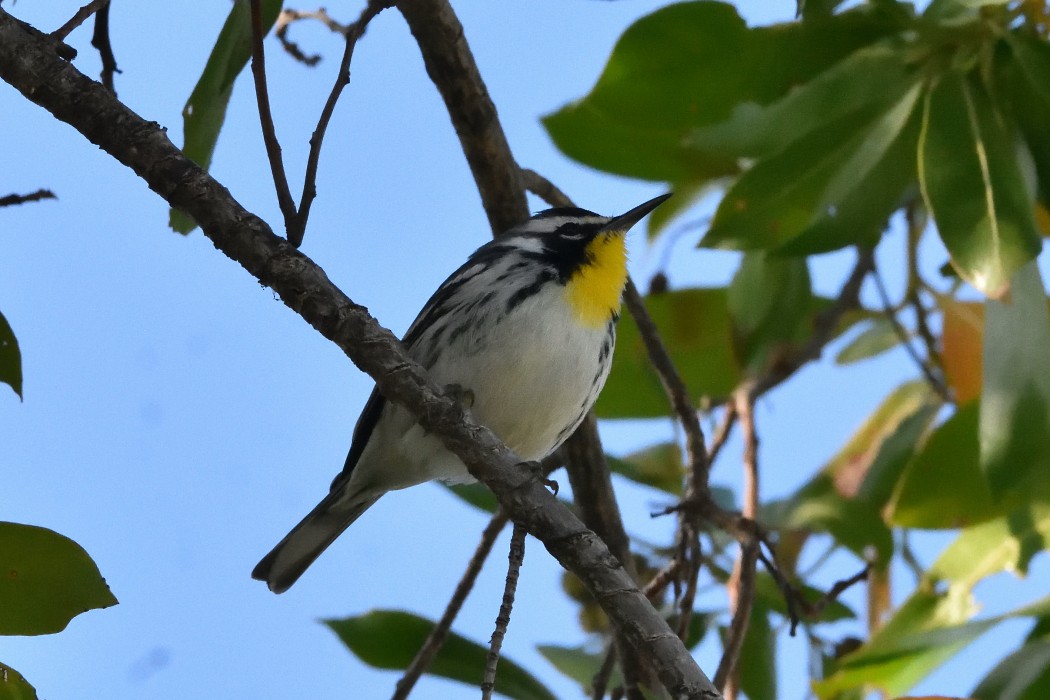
[
  {"left": 521, "top": 460, "right": 559, "bottom": 496},
  {"left": 443, "top": 383, "right": 475, "bottom": 409}
]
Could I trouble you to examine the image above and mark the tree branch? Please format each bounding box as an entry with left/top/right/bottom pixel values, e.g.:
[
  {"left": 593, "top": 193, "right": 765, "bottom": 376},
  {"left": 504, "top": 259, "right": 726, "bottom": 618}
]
[
  {"left": 248, "top": 0, "right": 298, "bottom": 234},
  {"left": 90, "top": 0, "right": 118, "bottom": 93},
  {"left": 51, "top": 0, "right": 108, "bottom": 40},
  {"left": 0, "top": 10, "right": 719, "bottom": 697},
  {"left": 395, "top": 0, "right": 527, "bottom": 234},
  {"left": 481, "top": 523, "right": 527, "bottom": 699}
]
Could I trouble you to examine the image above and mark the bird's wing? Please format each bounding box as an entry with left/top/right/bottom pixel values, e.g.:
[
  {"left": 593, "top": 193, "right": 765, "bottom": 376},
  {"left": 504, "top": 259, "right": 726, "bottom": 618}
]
[
  {"left": 333, "top": 240, "right": 509, "bottom": 488},
  {"left": 332, "top": 386, "right": 386, "bottom": 490}
]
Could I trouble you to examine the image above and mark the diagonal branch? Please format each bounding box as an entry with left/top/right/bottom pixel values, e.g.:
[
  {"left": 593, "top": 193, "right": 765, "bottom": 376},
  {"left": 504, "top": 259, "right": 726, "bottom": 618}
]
[
  {"left": 396, "top": 0, "right": 527, "bottom": 234},
  {"left": 0, "top": 10, "right": 719, "bottom": 698}
]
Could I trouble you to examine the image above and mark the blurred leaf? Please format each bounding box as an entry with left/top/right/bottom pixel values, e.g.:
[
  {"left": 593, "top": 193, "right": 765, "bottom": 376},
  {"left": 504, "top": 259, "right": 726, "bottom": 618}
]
[
  {"left": 737, "top": 602, "right": 777, "bottom": 700},
  {"left": 778, "top": 474, "right": 893, "bottom": 565},
  {"left": 0, "top": 662, "right": 37, "bottom": 700},
  {"left": 536, "top": 645, "right": 621, "bottom": 696},
  {"left": 689, "top": 43, "right": 914, "bottom": 161},
  {"left": 326, "top": 610, "right": 556, "bottom": 700},
  {"left": 443, "top": 483, "right": 499, "bottom": 514},
  {"left": 979, "top": 262, "right": 1050, "bottom": 497},
  {"left": 835, "top": 317, "right": 903, "bottom": 365},
  {"left": 815, "top": 589, "right": 991, "bottom": 698},
  {"left": 798, "top": 0, "right": 849, "bottom": 18},
  {"left": 728, "top": 253, "right": 812, "bottom": 371},
  {"left": 918, "top": 73, "right": 1041, "bottom": 299},
  {"left": 888, "top": 402, "right": 1002, "bottom": 528},
  {"left": 597, "top": 288, "right": 742, "bottom": 418},
  {"left": 0, "top": 310, "right": 21, "bottom": 400},
  {"left": 1005, "top": 34, "right": 1050, "bottom": 208},
  {"left": 0, "top": 522, "right": 118, "bottom": 635},
  {"left": 703, "top": 81, "right": 920, "bottom": 253},
  {"left": 940, "top": 297, "right": 984, "bottom": 403},
  {"left": 857, "top": 403, "right": 941, "bottom": 509},
  {"left": 924, "top": 0, "right": 1011, "bottom": 24},
  {"left": 972, "top": 638, "right": 1050, "bottom": 700},
  {"left": 753, "top": 573, "right": 856, "bottom": 623},
  {"left": 607, "top": 442, "right": 684, "bottom": 494},
  {"left": 543, "top": 2, "right": 897, "bottom": 184},
  {"left": 928, "top": 504, "right": 1050, "bottom": 594},
  {"left": 170, "top": 0, "right": 283, "bottom": 234},
  {"left": 824, "top": 381, "right": 935, "bottom": 500}
]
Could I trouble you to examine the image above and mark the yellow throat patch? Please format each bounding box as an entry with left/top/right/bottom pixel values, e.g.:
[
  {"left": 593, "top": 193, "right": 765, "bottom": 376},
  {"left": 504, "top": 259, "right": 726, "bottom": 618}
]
[{"left": 564, "top": 231, "right": 628, "bottom": 328}]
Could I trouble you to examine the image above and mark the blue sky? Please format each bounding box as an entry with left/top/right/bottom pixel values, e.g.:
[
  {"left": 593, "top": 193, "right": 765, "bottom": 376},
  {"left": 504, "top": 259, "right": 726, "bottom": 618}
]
[{"left": 3, "top": 1, "right": 1045, "bottom": 698}]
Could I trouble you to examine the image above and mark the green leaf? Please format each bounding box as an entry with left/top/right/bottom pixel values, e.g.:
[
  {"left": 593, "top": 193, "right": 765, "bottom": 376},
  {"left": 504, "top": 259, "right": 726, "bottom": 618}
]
[
  {"left": 688, "top": 43, "right": 914, "bottom": 161},
  {"left": 815, "top": 588, "right": 992, "bottom": 698},
  {"left": 972, "top": 638, "right": 1050, "bottom": 700},
  {"left": 728, "top": 253, "right": 813, "bottom": 372},
  {"left": 918, "top": 72, "right": 1041, "bottom": 299},
  {"left": 443, "top": 483, "right": 499, "bottom": 514},
  {"left": 607, "top": 442, "right": 684, "bottom": 495},
  {"left": 326, "top": 610, "right": 556, "bottom": 700},
  {"left": 924, "top": 0, "right": 1012, "bottom": 25},
  {"left": 979, "top": 262, "right": 1050, "bottom": 497},
  {"left": 823, "top": 380, "right": 935, "bottom": 503},
  {"left": 778, "top": 474, "right": 893, "bottom": 565},
  {"left": 597, "top": 288, "right": 742, "bottom": 418},
  {"left": 856, "top": 403, "right": 941, "bottom": 509},
  {"left": 543, "top": 2, "right": 897, "bottom": 184},
  {"left": 0, "top": 310, "right": 22, "bottom": 400},
  {"left": 702, "top": 81, "right": 921, "bottom": 252},
  {"left": 170, "top": 0, "right": 283, "bottom": 234},
  {"left": 1005, "top": 33, "right": 1050, "bottom": 207},
  {"left": 536, "top": 645, "right": 621, "bottom": 696},
  {"left": 736, "top": 602, "right": 777, "bottom": 700},
  {"left": 835, "top": 318, "right": 903, "bottom": 365},
  {"left": 0, "top": 522, "right": 118, "bottom": 635},
  {"left": 888, "top": 402, "right": 1002, "bottom": 528},
  {"left": 928, "top": 504, "right": 1050, "bottom": 594},
  {"left": 0, "top": 662, "right": 37, "bottom": 700}
]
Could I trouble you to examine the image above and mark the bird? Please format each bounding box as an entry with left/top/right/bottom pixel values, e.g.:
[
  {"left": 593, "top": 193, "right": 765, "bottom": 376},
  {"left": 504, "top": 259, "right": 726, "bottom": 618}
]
[{"left": 253, "top": 193, "right": 671, "bottom": 593}]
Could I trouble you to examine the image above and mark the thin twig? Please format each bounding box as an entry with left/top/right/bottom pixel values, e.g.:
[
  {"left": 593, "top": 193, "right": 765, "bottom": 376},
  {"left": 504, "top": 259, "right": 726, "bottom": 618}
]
[
  {"left": 718, "top": 391, "right": 759, "bottom": 698},
  {"left": 51, "top": 0, "right": 108, "bottom": 40},
  {"left": 521, "top": 168, "right": 573, "bottom": 208},
  {"left": 481, "top": 523, "right": 527, "bottom": 699},
  {"left": 392, "top": 510, "right": 510, "bottom": 700},
  {"left": 804, "top": 564, "right": 870, "bottom": 619},
  {"left": 0, "top": 189, "right": 56, "bottom": 207},
  {"left": 748, "top": 248, "right": 874, "bottom": 400},
  {"left": 712, "top": 542, "right": 758, "bottom": 692},
  {"left": 275, "top": 8, "right": 348, "bottom": 66},
  {"left": 90, "top": 0, "right": 118, "bottom": 93},
  {"left": 871, "top": 264, "right": 950, "bottom": 401},
  {"left": 705, "top": 404, "right": 738, "bottom": 472},
  {"left": 248, "top": 0, "right": 298, "bottom": 232},
  {"left": 289, "top": 0, "right": 392, "bottom": 247},
  {"left": 592, "top": 643, "right": 618, "bottom": 700}
]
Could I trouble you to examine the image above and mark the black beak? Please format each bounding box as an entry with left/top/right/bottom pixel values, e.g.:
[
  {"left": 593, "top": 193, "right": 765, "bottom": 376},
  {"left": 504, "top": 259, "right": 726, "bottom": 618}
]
[{"left": 599, "top": 193, "right": 672, "bottom": 234}]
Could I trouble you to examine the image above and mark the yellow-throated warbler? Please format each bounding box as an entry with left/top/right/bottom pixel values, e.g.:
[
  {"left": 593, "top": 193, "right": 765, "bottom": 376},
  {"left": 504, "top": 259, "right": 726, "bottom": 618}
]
[{"left": 253, "top": 193, "right": 670, "bottom": 593}]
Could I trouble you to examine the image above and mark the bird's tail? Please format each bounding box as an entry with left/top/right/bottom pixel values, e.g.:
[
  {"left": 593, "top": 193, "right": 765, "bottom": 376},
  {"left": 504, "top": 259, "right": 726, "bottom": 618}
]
[{"left": 252, "top": 486, "right": 381, "bottom": 594}]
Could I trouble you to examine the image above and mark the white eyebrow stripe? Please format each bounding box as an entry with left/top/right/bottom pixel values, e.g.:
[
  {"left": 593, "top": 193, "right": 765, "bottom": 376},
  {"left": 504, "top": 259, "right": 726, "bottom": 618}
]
[{"left": 514, "top": 216, "right": 608, "bottom": 234}]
